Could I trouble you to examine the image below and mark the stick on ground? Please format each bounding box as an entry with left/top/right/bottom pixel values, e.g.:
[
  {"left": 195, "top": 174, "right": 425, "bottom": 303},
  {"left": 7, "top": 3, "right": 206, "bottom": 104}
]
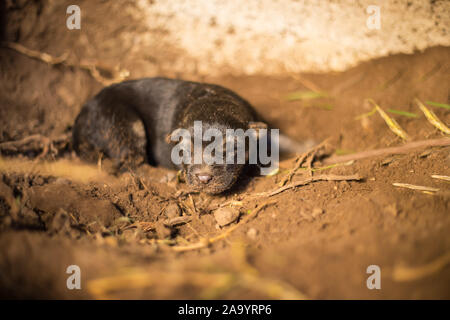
[
  {"left": 3, "top": 42, "right": 129, "bottom": 85},
  {"left": 255, "top": 174, "right": 361, "bottom": 197}
]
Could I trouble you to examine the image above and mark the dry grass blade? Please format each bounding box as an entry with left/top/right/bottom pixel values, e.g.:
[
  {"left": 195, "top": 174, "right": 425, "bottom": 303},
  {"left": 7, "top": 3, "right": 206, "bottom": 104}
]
[
  {"left": 87, "top": 269, "right": 234, "bottom": 299},
  {"left": 219, "top": 200, "right": 244, "bottom": 208},
  {"left": 392, "top": 252, "right": 450, "bottom": 282},
  {"left": 431, "top": 175, "right": 450, "bottom": 182},
  {"left": 367, "top": 99, "right": 409, "bottom": 140},
  {"left": 87, "top": 266, "right": 307, "bottom": 300},
  {"left": 415, "top": 98, "right": 450, "bottom": 135},
  {"left": 0, "top": 156, "right": 113, "bottom": 184},
  {"left": 355, "top": 107, "right": 377, "bottom": 120},
  {"left": 393, "top": 183, "right": 439, "bottom": 193},
  {"left": 89, "top": 241, "right": 307, "bottom": 299}
]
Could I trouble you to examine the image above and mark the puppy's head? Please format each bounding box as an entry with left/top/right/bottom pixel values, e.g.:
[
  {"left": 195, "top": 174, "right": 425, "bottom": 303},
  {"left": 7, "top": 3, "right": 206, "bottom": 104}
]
[{"left": 166, "top": 121, "right": 267, "bottom": 194}]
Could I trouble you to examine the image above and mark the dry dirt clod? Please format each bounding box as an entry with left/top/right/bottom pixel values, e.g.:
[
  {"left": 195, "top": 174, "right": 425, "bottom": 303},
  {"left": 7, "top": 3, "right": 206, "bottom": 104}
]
[
  {"left": 312, "top": 207, "right": 324, "bottom": 218},
  {"left": 213, "top": 207, "right": 240, "bottom": 227},
  {"left": 155, "top": 221, "right": 172, "bottom": 239},
  {"left": 163, "top": 203, "right": 181, "bottom": 219},
  {"left": 247, "top": 228, "right": 258, "bottom": 240}
]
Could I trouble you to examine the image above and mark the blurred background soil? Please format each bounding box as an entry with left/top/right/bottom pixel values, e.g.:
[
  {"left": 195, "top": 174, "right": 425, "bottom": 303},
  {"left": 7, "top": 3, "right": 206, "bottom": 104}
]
[{"left": 0, "top": 0, "right": 449, "bottom": 299}]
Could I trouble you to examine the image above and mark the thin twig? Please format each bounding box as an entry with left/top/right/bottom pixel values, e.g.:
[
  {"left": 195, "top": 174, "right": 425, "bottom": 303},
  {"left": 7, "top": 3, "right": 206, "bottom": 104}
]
[
  {"left": 393, "top": 183, "right": 439, "bottom": 193},
  {"left": 0, "top": 133, "right": 70, "bottom": 159},
  {"left": 279, "top": 139, "right": 329, "bottom": 186},
  {"left": 255, "top": 174, "right": 361, "bottom": 197},
  {"left": 392, "top": 251, "right": 450, "bottom": 282},
  {"left": 3, "top": 42, "right": 129, "bottom": 85},
  {"left": 279, "top": 153, "right": 308, "bottom": 186}
]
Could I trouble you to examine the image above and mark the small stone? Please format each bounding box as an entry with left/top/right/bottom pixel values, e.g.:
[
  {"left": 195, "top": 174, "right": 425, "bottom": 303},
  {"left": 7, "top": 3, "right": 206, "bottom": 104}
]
[
  {"left": 213, "top": 207, "right": 240, "bottom": 227},
  {"left": 312, "top": 207, "right": 324, "bottom": 218},
  {"left": 164, "top": 216, "right": 192, "bottom": 227},
  {"left": 247, "top": 228, "right": 258, "bottom": 240}
]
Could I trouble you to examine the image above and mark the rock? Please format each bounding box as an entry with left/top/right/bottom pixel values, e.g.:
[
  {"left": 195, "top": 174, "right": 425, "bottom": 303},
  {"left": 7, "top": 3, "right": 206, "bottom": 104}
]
[
  {"left": 312, "top": 208, "right": 324, "bottom": 218},
  {"left": 213, "top": 207, "right": 240, "bottom": 227},
  {"left": 164, "top": 216, "right": 191, "bottom": 228},
  {"left": 247, "top": 228, "right": 258, "bottom": 240}
]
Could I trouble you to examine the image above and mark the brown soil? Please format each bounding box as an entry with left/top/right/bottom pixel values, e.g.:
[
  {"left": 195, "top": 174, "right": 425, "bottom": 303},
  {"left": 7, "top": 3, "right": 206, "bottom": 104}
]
[{"left": 0, "top": 1, "right": 449, "bottom": 299}]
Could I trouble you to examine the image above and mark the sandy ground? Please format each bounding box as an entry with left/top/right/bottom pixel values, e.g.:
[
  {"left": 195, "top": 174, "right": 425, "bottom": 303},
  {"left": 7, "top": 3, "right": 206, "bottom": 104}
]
[{"left": 0, "top": 1, "right": 449, "bottom": 299}]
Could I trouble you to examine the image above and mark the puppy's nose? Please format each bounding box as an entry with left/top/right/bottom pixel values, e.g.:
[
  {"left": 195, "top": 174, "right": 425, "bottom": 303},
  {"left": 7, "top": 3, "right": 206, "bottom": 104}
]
[{"left": 196, "top": 174, "right": 212, "bottom": 184}]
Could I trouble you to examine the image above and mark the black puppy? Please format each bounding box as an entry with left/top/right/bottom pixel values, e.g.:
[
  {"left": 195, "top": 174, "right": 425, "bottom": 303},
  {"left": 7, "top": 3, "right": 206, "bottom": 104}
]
[{"left": 73, "top": 77, "right": 308, "bottom": 194}]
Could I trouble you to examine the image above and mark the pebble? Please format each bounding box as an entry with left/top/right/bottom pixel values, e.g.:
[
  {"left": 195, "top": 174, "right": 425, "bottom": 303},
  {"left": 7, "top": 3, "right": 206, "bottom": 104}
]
[
  {"left": 213, "top": 207, "right": 240, "bottom": 227},
  {"left": 247, "top": 228, "right": 258, "bottom": 240},
  {"left": 312, "top": 207, "right": 324, "bottom": 218}
]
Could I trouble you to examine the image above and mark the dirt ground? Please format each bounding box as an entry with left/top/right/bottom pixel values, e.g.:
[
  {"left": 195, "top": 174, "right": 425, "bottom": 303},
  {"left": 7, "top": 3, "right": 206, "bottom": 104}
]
[{"left": 0, "top": 1, "right": 449, "bottom": 299}]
